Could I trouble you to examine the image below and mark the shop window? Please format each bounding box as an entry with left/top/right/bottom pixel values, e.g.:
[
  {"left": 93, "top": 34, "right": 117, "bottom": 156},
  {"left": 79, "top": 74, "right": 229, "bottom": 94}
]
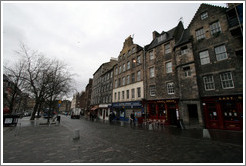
[
  {"left": 222, "top": 102, "right": 239, "bottom": 121},
  {"left": 149, "top": 104, "right": 156, "bottom": 116},
  {"left": 207, "top": 103, "right": 218, "bottom": 120}
]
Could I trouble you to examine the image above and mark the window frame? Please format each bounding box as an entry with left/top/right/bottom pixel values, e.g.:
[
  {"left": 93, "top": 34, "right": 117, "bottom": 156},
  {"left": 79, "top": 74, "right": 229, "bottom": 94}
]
[
  {"left": 220, "top": 72, "right": 234, "bottom": 89},
  {"left": 167, "top": 82, "right": 175, "bottom": 94},
  {"left": 166, "top": 61, "right": 172, "bottom": 73},
  {"left": 149, "top": 67, "right": 155, "bottom": 78},
  {"left": 215, "top": 45, "right": 228, "bottom": 61},
  {"left": 210, "top": 21, "right": 221, "bottom": 35},
  {"left": 201, "top": 12, "right": 208, "bottom": 20},
  {"left": 196, "top": 28, "right": 205, "bottom": 40},
  {"left": 199, "top": 50, "right": 210, "bottom": 65},
  {"left": 149, "top": 85, "right": 156, "bottom": 97},
  {"left": 164, "top": 43, "right": 171, "bottom": 54},
  {"left": 203, "top": 75, "right": 215, "bottom": 91},
  {"left": 131, "top": 88, "right": 135, "bottom": 99}
]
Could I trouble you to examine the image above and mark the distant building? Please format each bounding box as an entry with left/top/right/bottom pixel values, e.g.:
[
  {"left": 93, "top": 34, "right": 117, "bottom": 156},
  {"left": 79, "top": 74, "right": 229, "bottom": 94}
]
[{"left": 90, "top": 58, "right": 117, "bottom": 118}]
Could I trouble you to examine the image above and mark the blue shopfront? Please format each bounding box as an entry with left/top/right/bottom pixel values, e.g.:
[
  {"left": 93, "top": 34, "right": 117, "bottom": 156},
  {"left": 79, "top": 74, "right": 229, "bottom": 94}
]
[{"left": 111, "top": 101, "right": 144, "bottom": 121}]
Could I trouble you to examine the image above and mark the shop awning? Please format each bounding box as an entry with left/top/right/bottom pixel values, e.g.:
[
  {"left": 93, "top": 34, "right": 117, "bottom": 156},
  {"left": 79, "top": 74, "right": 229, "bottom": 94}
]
[{"left": 91, "top": 105, "right": 99, "bottom": 111}]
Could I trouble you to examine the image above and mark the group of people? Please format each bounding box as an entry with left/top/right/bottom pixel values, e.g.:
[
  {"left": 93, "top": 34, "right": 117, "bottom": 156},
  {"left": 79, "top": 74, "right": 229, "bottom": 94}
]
[{"left": 88, "top": 112, "right": 97, "bottom": 121}]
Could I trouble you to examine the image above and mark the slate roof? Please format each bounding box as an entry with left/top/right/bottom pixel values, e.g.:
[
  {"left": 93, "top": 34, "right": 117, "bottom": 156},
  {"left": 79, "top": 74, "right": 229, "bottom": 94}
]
[
  {"left": 146, "top": 21, "right": 184, "bottom": 51},
  {"left": 174, "top": 29, "right": 192, "bottom": 48}
]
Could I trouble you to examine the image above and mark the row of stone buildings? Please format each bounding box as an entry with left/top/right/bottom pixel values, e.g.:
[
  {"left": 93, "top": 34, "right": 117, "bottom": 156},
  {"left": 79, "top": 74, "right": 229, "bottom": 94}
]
[{"left": 77, "top": 3, "right": 243, "bottom": 130}]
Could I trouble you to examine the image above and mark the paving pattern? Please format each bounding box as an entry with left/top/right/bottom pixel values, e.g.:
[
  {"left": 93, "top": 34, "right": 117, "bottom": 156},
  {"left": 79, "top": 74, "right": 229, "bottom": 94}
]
[{"left": 3, "top": 115, "right": 244, "bottom": 164}]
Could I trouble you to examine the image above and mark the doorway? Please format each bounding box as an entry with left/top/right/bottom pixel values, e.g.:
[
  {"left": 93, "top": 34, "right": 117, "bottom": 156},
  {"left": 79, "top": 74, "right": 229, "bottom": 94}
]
[{"left": 187, "top": 104, "right": 199, "bottom": 125}]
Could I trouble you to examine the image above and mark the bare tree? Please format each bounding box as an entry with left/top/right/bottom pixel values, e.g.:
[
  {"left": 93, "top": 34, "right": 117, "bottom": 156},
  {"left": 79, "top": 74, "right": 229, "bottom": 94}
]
[
  {"left": 3, "top": 60, "right": 26, "bottom": 114},
  {"left": 5, "top": 43, "right": 74, "bottom": 120}
]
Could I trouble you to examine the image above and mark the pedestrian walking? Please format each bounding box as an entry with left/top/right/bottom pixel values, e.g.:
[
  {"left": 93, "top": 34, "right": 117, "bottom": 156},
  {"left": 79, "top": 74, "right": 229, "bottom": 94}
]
[{"left": 130, "top": 111, "right": 135, "bottom": 127}]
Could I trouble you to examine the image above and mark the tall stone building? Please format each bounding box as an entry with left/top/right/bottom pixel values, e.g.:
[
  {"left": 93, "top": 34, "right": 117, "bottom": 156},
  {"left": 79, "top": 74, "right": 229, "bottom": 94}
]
[
  {"left": 84, "top": 78, "right": 93, "bottom": 117},
  {"left": 90, "top": 58, "right": 117, "bottom": 118},
  {"left": 144, "top": 22, "right": 185, "bottom": 125},
  {"left": 174, "top": 28, "right": 202, "bottom": 128},
  {"left": 112, "top": 36, "right": 144, "bottom": 121},
  {"left": 188, "top": 3, "right": 243, "bottom": 130},
  {"left": 97, "top": 63, "right": 115, "bottom": 120}
]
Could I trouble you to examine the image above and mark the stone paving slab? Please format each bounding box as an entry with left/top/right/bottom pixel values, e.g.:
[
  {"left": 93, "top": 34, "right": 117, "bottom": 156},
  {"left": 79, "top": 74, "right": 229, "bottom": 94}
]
[{"left": 2, "top": 116, "right": 244, "bottom": 164}]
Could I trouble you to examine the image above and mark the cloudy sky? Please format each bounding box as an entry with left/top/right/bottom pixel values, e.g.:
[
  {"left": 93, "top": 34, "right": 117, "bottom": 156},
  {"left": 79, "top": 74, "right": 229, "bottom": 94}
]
[{"left": 2, "top": 1, "right": 227, "bottom": 97}]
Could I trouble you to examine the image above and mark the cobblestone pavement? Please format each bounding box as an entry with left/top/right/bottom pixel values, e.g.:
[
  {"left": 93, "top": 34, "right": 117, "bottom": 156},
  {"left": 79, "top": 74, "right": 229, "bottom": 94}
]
[{"left": 3, "top": 115, "right": 244, "bottom": 164}]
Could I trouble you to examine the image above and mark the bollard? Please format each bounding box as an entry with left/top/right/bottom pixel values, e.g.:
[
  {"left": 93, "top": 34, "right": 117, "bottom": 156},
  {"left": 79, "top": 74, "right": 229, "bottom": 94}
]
[
  {"left": 120, "top": 121, "right": 124, "bottom": 127},
  {"left": 203, "top": 129, "right": 211, "bottom": 139},
  {"left": 148, "top": 123, "right": 153, "bottom": 130},
  {"left": 73, "top": 129, "right": 80, "bottom": 140}
]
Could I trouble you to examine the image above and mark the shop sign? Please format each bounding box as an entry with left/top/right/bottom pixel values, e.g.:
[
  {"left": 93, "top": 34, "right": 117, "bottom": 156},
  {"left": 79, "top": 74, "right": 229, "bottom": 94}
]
[
  {"left": 166, "top": 100, "right": 176, "bottom": 103},
  {"left": 218, "top": 96, "right": 243, "bottom": 101},
  {"left": 99, "top": 104, "right": 109, "bottom": 108}
]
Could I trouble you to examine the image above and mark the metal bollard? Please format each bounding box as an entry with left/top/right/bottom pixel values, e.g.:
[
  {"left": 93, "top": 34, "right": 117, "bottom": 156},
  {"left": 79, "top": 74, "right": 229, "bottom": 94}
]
[
  {"left": 203, "top": 129, "right": 211, "bottom": 139},
  {"left": 120, "top": 121, "right": 124, "bottom": 126},
  {"left": 73, "top": 129, "right": 80, "bottom": 140}
]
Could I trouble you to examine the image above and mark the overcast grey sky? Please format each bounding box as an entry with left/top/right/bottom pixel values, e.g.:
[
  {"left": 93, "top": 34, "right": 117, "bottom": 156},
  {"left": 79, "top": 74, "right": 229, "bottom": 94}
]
[{"left": 2, "top": 1, "right": 227, "bottom": 97}]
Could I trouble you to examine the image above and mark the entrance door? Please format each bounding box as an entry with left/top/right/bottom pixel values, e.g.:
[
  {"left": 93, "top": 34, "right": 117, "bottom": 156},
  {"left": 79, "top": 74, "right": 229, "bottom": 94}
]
[
  {"left": 188, "top": 104, "right": 199, "bottom": 125},
  {"left": 169, "top": 108, "right": 177, "bottom": 125}
]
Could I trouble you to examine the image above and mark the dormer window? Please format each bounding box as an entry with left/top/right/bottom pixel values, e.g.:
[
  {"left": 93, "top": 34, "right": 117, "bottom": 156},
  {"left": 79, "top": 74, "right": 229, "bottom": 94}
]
[
  {"left": 157, "top": 34, "right": 167, "bottom": 43},
  {"left": 201, "top": 12, "right": 208, "bottom": 20}
]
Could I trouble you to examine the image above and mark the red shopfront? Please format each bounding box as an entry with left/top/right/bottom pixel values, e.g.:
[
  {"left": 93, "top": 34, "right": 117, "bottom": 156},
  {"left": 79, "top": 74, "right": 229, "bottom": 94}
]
[
  {"left": 203, "top": 95, "right": 243, "bottom": 131},
  {"left": 146, "top": 99, "right": 179, "bottom": 125}
]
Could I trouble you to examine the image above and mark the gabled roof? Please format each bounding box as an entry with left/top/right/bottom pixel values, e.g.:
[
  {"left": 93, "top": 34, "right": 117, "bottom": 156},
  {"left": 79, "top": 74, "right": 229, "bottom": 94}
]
[
  {"left": 174, "top": 29, "right": 192, "bottom": 48},
  {"left": 188, "top": 3, "right": 227, "bottom": 28},
  {"left": 146, "top": 21, "right": 184, "bottom": 51}
]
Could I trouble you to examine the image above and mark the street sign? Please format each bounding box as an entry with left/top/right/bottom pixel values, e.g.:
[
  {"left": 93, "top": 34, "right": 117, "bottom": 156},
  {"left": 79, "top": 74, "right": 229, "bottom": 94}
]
[{"left": 58, "top": 100, "right": 62, "bottom": 104}]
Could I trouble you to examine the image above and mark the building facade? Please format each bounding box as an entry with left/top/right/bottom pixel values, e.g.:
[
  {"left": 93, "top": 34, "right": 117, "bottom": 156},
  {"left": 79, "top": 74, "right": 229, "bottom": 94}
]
[
  {"left": 188, "top": 4, "right": 243, "bottom": 130},
  {"left": 144, "top": 22, "right": 187, "bottom": 125},
  {"left": 112, "top": 36, "right": 144, "bottom": 121},
  {"left": 97, "top": 64, "right": 115, "bottom": 121},
  {"left": 90, "top": 59, "right": 117, "bottom": 119}
]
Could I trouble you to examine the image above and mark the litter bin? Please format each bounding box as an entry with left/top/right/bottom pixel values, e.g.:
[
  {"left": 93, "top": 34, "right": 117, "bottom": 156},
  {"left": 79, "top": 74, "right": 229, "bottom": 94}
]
[{"left": 57, "top": 116, "right": 61, "bottom": 123}]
